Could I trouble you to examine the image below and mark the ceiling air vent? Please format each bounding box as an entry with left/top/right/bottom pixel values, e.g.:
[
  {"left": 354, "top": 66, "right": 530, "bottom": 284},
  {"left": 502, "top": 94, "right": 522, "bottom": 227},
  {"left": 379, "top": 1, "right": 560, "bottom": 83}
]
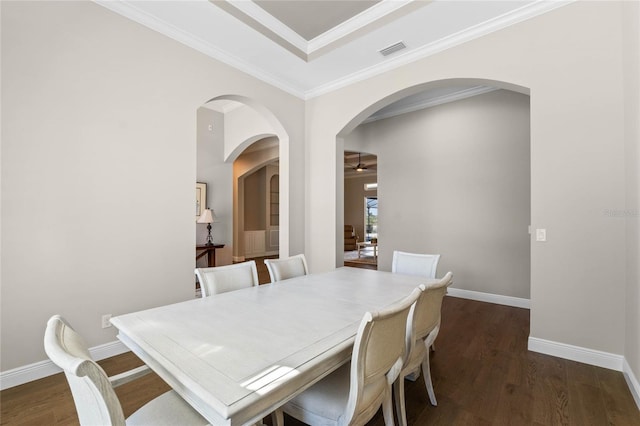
[{"left": 379, "top": 41, "right": 406, "bottom": 57}]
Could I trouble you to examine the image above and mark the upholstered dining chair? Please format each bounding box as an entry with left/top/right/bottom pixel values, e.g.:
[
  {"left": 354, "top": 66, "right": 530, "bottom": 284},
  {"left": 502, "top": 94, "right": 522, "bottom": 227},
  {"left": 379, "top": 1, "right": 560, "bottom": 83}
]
[
  {"left": 391, "top": 251, "right": 443, "bottom": 351},
  {"left": 264, "top": 254, "right": 308, "bottom": 283},
  {"left": 195, "top": 260, "right": 259, "bottom": 297},
  {"left": 391, "top": 251, "right": 441, "bottom": 279},
  {"left": 44, "top": 315, "right": 208, "bottom": 426},
  {"left": 274, "top": 287, "right": 422, "bottom": 426},
  {"left": 394, "top": 272, "right": 453, "bottom": 426}
]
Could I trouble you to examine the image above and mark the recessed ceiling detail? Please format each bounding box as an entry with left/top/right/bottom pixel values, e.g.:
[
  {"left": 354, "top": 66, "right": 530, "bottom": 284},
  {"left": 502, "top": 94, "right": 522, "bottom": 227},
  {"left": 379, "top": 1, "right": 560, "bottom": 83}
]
[
  {"left": 254, "top": 0, "right": 380, "bottom": 42},
  {"left": 96, "top": 0, "right": 574, "bottom": 99}
]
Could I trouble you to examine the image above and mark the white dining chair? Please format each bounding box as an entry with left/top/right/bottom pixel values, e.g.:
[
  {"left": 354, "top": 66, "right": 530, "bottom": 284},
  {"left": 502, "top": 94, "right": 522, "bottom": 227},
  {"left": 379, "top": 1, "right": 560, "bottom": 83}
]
[
  {"left": 195, "top": 260, "right": 259, "bottom": 297},
  {"left": 263, "top": 254, "right": 308, "bottom": 283},
  {"left": 274, "top": 287, "right": 422, "bottom": 426},
  {"left": 394, "top": 272, "right": 453, "bottom": 426},
  {"left": 391, "top": 251, "right": 441, "bottom": 279},
  {"left": 44, "top": 315, "right": 208, "bottom": 426}
]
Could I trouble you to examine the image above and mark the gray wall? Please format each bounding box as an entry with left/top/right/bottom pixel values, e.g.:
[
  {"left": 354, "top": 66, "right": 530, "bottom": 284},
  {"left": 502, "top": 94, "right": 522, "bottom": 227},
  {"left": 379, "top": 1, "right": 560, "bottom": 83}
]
[
  {"left": 0, "top": 1, "right": 305, "bottom": 371},
  {"left": 305, "top": 0, "right": 630, "bottom": 370},
  {"left": 0, "top": 0, "right": 638, "bottom": 395},
  {"left": 196, "top": 107, "right": 231, "bottom": 247},
  {"left": 347, "top": 90, "right": 531, "bottom": 298}
]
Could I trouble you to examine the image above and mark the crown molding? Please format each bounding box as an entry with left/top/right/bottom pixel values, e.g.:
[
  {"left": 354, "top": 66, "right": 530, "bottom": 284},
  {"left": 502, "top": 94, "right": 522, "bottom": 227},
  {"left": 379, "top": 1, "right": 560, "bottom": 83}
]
[
  {"left": 94, "top": 0, "right": 307, "bottom": 99},
  {"left": 363, "top": 86, "right": 498, "bottom": 123},
  {"left": 95, "top": 0, "right": 574, "bottom": 100},
  {"left": 305, "top": 0, "right": 575, "bottom": 98}
]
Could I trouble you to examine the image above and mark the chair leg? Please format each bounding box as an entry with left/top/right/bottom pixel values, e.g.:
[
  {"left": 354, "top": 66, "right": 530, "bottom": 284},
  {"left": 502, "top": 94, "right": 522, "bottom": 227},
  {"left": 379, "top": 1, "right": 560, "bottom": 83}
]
[
  {"left": 393, "top": 376, "right": 408, "bottom": 426},
  {"left": 382, "top": 389, "right": 396, "bottom": 426},
  {"left": 273, "top": 409, "right": 285, "bottom": 426},
  {"left": 421, "top": 351, "right": 437, "bottom": 406}
]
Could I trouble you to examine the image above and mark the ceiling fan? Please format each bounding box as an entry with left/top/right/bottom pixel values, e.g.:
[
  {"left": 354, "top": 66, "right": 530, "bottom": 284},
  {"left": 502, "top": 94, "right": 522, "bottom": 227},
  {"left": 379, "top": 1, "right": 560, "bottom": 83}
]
[{"left": 352, "top": 152, "right": 368, "bottom": 172}]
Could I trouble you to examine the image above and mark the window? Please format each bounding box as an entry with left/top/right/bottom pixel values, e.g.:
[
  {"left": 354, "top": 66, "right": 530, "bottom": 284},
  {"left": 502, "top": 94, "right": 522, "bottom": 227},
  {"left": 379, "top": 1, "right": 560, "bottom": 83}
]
[
  {"left": 364, "top": 197, "right": 378, "bottom": 241},
  {"left": 270, "top": 175, "right": 279, "bottom": 226}
]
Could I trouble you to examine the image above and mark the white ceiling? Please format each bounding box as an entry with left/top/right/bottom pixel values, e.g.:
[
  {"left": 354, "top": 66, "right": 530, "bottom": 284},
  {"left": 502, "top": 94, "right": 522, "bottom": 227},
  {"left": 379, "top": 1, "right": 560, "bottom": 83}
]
[{"left": 96, "top": 0, "right": 571, "bottom": 99}]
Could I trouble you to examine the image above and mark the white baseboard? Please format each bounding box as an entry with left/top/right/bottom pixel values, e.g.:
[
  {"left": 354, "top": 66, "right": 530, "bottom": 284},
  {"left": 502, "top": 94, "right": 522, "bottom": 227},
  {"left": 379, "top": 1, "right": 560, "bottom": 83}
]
[
  {"left": 447, "top": 287, "right": 530, "bottom": 309},
  {"left": 0, "top": 340, "right": 129, "bottom": 391},
  {"left": 623, "top": 358, "right": 640, "bottom": 410},
  {"left": 528, "top": 336, "right": 625, "bottom": 371},
  {"left": 245, "top": 250, "right": 279, "bottom": 259}
]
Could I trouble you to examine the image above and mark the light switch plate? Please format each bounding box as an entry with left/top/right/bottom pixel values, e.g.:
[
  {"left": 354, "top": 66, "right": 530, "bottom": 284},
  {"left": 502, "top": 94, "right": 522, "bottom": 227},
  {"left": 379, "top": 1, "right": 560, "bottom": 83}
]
[{"left": 536, "top": 228, "right": 547, "bottom": 242}]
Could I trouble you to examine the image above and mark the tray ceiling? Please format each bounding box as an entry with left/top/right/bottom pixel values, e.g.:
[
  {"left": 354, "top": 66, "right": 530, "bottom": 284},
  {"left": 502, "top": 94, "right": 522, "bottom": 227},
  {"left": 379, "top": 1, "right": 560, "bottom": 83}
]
[{"left": 97, "top": 0, "right": 572, "bottom": 99}]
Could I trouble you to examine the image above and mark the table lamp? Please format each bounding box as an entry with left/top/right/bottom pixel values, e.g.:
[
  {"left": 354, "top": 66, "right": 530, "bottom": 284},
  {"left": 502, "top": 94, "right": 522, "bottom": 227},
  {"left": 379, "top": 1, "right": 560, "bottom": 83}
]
[{"left": 197, "top": 208, "right": 215, "bottom": 245}]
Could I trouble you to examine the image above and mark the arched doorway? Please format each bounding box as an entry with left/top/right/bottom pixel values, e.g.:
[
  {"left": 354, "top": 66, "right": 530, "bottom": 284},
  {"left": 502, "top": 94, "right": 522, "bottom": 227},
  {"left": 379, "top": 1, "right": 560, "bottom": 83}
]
[
  {"left": 196, "top": 95, "right": 290, "bottom": 266},
  {"left": 233, "top": 137, "right": 280, "bottom": 261},
  {"left": 337, "top": 79, "right": 531, "bottom": 302}
]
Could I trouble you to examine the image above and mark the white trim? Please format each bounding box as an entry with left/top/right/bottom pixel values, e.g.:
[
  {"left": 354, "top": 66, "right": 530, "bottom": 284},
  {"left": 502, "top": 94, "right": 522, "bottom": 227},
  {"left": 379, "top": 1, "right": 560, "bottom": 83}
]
[
  {"left": 364, "top": 86, "right": 498, "bottom": 123},
  {"left": 233, "top": 255, "right": 246, "bottom": 262},
  {"left": 0, "top": 340, "right": 128, "bottom": 391},
  {"left": 229, "top": 0, "right": 412, "bottom": 55},
  {"left": 623, "top": 358, "right": 640, "bottom": 410},
  {"left": 95, "top": 0, "right": 574, "bottom": 100},
  {"left": 528, "top": 337, "right": 625, "bottom": 371},
  {"left": 447, "top": 287, "right": 530, "bottom": 309},
  {"left": 306, "top": 0, "right": 575, "bottom": 98},
  {"left": 307, "top": 0, "right": 412, "bottom": 53}
]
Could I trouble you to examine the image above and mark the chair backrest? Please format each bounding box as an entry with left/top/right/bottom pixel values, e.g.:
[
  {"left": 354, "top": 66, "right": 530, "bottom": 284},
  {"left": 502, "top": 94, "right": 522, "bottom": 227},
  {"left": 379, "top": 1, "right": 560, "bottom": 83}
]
[
  {"left": 406, "top": 272, "right": 454, "bottom": 358},
  {"left": 263, "top": 254, "right": 308, "bottom": 282},
  {"left": 44, "top": 315, "right": 126, "bottom": 426},
  {"left": 195, "top": 260, "right": 259, "bottom": 297},
  {"left": 344, "top": 287, "right": 422, "bottom": 425},
  {"left": 392, "top": 250, "right": 441, "bottom": 279}
]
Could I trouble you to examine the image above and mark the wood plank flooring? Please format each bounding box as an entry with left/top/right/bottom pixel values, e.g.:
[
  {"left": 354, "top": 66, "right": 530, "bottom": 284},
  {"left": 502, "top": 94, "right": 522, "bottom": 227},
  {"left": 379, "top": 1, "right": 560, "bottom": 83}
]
[{"left": 2, "top": 262, "right": 639, "bottom": 425}]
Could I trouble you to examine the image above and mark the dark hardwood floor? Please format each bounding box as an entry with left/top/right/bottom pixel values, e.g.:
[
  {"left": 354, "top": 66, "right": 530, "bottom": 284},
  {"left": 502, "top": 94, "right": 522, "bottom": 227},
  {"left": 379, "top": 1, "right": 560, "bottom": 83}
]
[{"left": 2, "top": 262, "right": 639, "bottom": 425}]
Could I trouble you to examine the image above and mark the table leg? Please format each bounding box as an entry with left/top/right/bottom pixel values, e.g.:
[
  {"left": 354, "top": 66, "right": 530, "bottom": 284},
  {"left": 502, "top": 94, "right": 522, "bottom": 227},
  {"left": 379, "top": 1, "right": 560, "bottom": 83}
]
[{"left": 207, "top": 249, "right": 216, "bottom": 267}]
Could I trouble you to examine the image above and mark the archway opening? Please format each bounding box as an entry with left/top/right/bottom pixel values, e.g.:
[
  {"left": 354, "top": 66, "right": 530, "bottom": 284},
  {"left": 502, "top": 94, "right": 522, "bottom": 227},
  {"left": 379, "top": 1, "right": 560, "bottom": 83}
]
[
  {"left": 337, "top": 78, "right": 531, "bottom": 302},
  {"left": 196, "top": 95, "right": 289, "bottom": 273}
]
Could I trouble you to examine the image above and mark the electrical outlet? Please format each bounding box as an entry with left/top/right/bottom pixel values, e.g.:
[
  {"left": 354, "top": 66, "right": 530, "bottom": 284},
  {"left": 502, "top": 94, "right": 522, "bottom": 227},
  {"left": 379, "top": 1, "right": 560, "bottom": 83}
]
[{"left": 101, "top": 314, "right": 112, "bottom": 328}]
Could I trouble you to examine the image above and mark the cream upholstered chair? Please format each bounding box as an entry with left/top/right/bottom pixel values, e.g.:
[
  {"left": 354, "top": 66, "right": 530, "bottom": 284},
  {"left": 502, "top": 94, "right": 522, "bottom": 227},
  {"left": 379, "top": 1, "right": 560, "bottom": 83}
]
[
  {"left": 394, "top": 272, "right": 453, "bottom": 426},
  {"left": 274, "top": 287, "right": 422, "bottom": 426},
  {"left": 44, "top": 315, "right": 207, "bottom": 426},
  {"left": 391, "top": 251, "right": 442, "bottom": 350},
  {"left": 195, "top": 260, "right": 259, "bottom": 297},
  {"left": 263, "top": 254, "right": 308, "bottom": 283},
  {"left": 391, "top": 251, "right": 441, "bottom": 279}
]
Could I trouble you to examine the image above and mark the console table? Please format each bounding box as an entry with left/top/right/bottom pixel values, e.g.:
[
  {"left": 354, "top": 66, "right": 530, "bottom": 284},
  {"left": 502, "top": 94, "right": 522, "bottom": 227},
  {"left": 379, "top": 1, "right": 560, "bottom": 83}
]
[{"left": 196, "top": 244, "right": 225, "bottom": 267}]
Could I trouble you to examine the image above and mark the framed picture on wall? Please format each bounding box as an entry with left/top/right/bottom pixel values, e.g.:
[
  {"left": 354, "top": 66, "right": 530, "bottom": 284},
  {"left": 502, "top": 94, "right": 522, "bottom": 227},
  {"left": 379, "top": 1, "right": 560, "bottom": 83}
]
[{"left": 196, "top": 182, "right": 207, "bottom": 221}]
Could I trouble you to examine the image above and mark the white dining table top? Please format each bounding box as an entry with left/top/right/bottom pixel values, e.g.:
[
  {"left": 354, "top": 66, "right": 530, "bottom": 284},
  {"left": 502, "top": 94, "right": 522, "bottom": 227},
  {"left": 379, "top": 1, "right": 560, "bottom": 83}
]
[{"left": 111, "top": 266, "right": 437, "bottom": 426}]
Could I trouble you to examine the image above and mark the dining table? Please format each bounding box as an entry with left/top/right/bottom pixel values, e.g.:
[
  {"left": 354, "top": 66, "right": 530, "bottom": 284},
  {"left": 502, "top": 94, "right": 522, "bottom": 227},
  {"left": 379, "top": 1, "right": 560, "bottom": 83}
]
[{"left": 110, "top": 266, "right": 438, "bottom": 426}]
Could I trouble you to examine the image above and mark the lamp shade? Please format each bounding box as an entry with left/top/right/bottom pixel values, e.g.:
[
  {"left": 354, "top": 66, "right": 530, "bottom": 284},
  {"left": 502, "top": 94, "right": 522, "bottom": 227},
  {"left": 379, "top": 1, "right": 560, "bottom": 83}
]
[{"left": 197, "top": 209, "right": 215, "bottom": 224}]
